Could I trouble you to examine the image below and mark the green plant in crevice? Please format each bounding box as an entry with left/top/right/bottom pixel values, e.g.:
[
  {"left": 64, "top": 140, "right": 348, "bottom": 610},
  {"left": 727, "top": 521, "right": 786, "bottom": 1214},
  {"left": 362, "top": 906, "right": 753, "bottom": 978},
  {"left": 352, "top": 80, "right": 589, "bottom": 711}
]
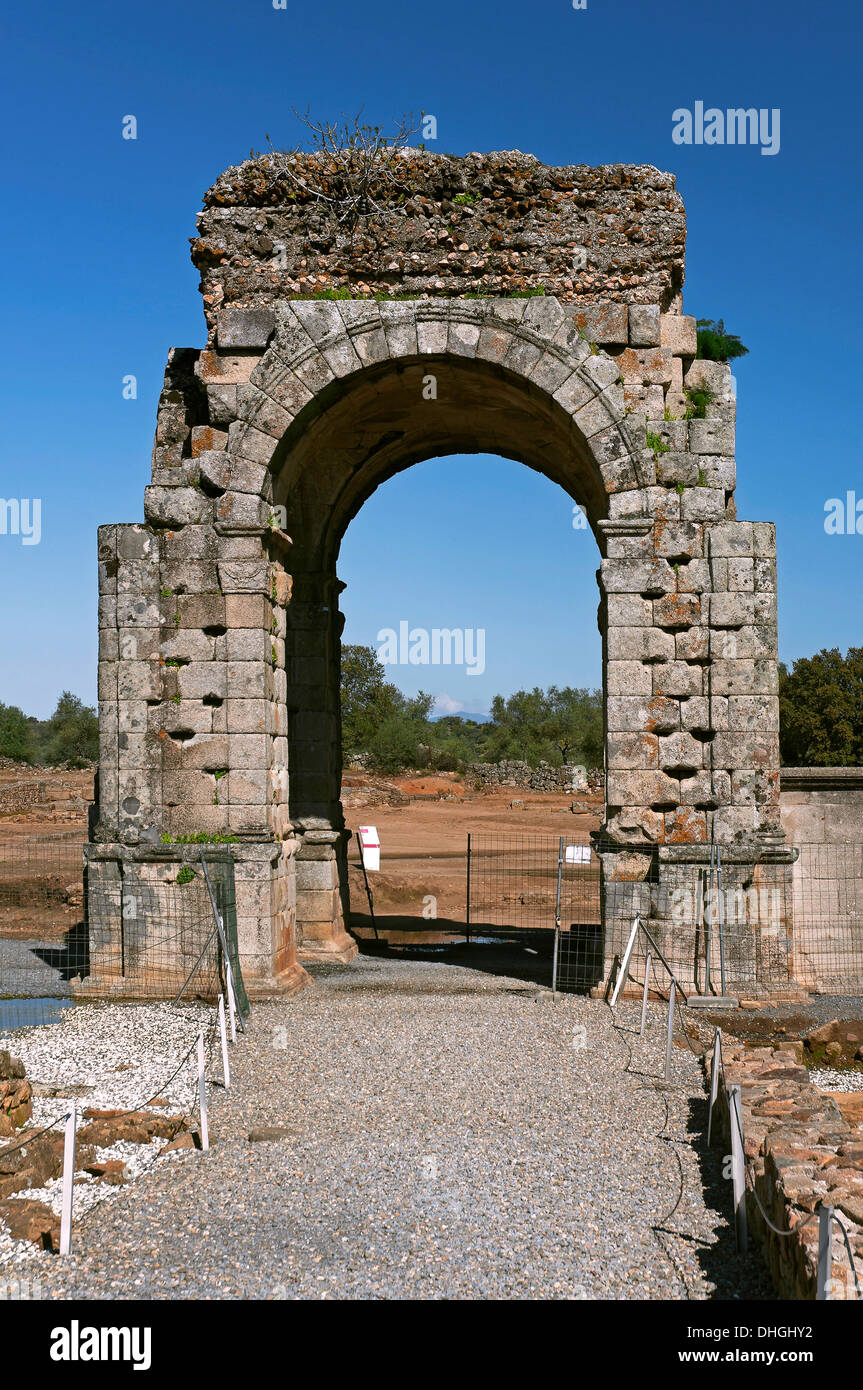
[
  {"left": 176, "top": 866, "right": 196, "bottom": 886},
  {"left": 683, "top": 385, "right": 714, "bottom": 420},
  {"left": 646, "top": 430, "right": 670, "bottom": 460}
]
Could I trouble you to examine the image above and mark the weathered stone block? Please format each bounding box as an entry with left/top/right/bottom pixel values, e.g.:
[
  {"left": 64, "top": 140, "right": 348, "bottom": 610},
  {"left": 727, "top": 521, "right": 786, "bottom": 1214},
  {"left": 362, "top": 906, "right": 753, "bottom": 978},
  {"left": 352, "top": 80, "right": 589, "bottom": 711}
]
[
  {"left": 217, "top": 306, "right": 276, "bottom": 350},
  {"left": 607, "top": 732, "right": 660, "bottom": 769},
  {"left": 607, "top": 696, "right": 680, "bottom": 734},
  {"left": 658, "top": 731, "right": 704, "bottom": 773},
  {"left": 143, "top": 487, "right": 211, "bottom": 528},
  {"left": 616, "top": 346, "right": 673, "bottom": 386},
  {"left": 573, "top": 303, "right": 628, "bottom": 346},
  {"left": 226, "top": 699, "right": 269, "bottom": 734},
  {"left": 680, "top": 487, "right": 726, "bottom": 521},
  {"left": 628, "top": 305, "right": 660, "bottom": 346},
  {"left": 653, "top": 593, "right": 702, "bottom": 628},
  {"left": 607, "top": 660, "right": 653, "bottom": 696},
  {"left": 653, "top": 662, "right": 703, "bottom": 698},
  {"left": 689, "top": 418, "right": 735, "bottom": 456},
  {"left": 607, "top": 770, "right": 680, "bottom": 807},
  {"left": 605, "top": 594, "right": 653, "bottom": 627},
  {"left": 728, "top": 695, "right": 779, "bottom": 732},
  {"left": 654, "top": 521, "right": 703, "bottom": 559},
  {"left": 660, "top": 314, "right": 697, "bottom": 357},
  {"left": 608, "top": 627, "right": 675, "bottom": 663}
]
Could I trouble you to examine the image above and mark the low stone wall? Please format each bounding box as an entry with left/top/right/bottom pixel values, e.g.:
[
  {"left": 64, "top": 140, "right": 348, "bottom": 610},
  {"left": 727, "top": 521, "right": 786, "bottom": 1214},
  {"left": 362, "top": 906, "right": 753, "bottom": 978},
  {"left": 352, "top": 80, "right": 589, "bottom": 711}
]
[
  {"left": 0, "top": 781, "right": 47, "bottom": 814},
  {"left": 708, "top": 1041, "right": 863, "bottom": 1299},
  {"left": 467, "top": 760, "right": 591, "bottom": 793}
]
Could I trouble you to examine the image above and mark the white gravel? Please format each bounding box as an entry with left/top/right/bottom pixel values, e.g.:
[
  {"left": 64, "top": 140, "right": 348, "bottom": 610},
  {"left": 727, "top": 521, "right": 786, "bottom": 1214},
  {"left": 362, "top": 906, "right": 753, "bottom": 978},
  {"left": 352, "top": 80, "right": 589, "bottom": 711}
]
[
  {"left": 0, "top": 1001, "right": 217, "bottom": 1268},
  {"left": 810, "top": 1067, "right": 863, "bottom": 1093},
  {"left": 22, "top": 954, "right": 775, "bottom": 1300}
]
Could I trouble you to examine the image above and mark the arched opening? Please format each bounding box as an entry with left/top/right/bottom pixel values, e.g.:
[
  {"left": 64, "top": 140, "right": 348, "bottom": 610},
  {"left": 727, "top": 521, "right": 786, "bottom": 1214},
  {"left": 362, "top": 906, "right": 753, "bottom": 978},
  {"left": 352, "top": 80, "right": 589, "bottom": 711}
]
[
  {"left": 269, "top": 348, "right": 620, "bottom": 959},
  {"left": 335, "top": 451, "right": 604, "bottom": 959}
]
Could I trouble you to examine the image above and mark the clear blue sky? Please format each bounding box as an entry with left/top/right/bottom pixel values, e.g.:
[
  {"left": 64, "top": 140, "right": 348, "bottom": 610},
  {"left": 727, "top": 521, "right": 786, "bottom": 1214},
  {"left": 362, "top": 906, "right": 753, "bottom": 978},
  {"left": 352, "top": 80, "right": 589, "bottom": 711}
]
[{"left": 1, "top": 0, "right": 860, "bottom": 718}]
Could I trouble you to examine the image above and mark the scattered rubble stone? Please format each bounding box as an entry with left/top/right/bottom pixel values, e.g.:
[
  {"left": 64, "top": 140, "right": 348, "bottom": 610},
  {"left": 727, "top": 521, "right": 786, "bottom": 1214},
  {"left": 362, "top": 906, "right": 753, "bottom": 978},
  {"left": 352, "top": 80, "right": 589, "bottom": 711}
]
[
  {"left": 0, "top": 1198, "right": 60, "bottom": 1252},
  {"left": 0, "top": 1051, "right": 31, "bottom": 1136}
]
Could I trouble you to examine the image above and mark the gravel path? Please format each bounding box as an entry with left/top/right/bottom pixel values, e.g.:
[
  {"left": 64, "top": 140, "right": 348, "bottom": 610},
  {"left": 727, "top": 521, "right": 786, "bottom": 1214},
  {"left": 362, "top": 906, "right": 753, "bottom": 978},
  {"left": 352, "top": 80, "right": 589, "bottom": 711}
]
[{"left": 19, "top": 953, "right": 774, "bottom": 1300}]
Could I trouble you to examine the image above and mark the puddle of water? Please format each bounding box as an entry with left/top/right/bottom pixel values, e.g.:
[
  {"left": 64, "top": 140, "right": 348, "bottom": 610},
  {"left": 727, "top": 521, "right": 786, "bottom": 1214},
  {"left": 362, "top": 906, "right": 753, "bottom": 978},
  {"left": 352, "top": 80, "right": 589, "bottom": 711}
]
[{"left": 0, "top": 997, "right": 75, "bottom": 1031}]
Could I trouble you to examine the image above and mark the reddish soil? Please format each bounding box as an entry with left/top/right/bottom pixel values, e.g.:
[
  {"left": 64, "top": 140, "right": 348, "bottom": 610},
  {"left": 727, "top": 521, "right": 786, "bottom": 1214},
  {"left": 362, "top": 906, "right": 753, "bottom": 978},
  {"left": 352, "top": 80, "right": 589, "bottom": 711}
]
[
  {"left": 343, "top": 770, "right": 603, "bottom": 944},
  {"left": 0, "top": 763, "right": 605, "bottom": 946},
  {"left": 0, "top": 766, "right": 92, "bottom": 939}
]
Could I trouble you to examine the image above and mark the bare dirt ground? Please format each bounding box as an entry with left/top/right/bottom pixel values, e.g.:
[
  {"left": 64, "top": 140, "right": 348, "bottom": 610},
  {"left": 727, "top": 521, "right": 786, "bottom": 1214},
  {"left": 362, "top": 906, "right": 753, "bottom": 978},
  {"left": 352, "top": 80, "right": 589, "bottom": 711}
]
[
  {"left": 0, "top": 763, "right": 601, "bottom": 946},
  {"left": 343, "top": 769, "right": 603, "bottom": 944},
  {"left": 0, "top": 765, "right": 92, "bottom": 940}
]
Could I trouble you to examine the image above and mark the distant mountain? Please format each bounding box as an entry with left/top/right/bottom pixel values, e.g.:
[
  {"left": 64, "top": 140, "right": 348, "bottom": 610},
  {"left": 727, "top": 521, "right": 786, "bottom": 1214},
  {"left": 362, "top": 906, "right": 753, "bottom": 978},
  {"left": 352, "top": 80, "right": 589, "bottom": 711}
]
[{"left": 429, "top": 711, "right": 493, "bottom": 723}]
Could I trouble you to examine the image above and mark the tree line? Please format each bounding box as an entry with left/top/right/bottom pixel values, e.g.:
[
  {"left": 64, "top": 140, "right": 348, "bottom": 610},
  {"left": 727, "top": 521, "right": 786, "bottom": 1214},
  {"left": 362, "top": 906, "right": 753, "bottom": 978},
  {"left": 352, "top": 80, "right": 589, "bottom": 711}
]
[
  {"left": 2, "top": 645, "right": 862, "bottom": 773},
  {"left": 0, "top": 693, "right": 99, "bottom": 767},
  {"left": 341, "top": 644, "right": 604, "bottom": 774}
]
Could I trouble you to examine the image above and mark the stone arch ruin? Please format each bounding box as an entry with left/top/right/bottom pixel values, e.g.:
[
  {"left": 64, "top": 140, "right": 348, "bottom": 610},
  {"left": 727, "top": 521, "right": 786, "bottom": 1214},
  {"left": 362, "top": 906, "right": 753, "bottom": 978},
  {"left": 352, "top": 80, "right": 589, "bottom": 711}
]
[{"left": 86, "top": 150, "right": 794, "bottom": 997}]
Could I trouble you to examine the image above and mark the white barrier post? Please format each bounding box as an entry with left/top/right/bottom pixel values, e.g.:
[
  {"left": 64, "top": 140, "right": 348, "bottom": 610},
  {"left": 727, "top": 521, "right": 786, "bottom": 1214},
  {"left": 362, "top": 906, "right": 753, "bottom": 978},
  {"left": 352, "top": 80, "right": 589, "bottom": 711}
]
[
  {"left": 59, "top": 1104, "right": 77, "bottom": 1256},
  {"left": 610, "top": 916, "right": 640, "bottom": 1008},
  {"left": 707, "top": 1027, "right": 721, "bottom": 1146},
  {"left": 197, "top": 1031, "right": 209, "bottom": 1151},
  {"left": 664, "top": 981, "right": 676, "bottom": 1082},
  {"left": 226, "top": 964, "right": 237, "bottom": 1044},
  {"left": 218, "top": 995, "right": 231, "bottom": 1090},
  {"left": 729, "top": 1084, "right": 748, "bottom": 1253},
  {"left": 639, "top": 952, "right": 652, "bottom": 1036},
  {"left": 817, "top": 1204, "right": 834, "bottom": 1300}
]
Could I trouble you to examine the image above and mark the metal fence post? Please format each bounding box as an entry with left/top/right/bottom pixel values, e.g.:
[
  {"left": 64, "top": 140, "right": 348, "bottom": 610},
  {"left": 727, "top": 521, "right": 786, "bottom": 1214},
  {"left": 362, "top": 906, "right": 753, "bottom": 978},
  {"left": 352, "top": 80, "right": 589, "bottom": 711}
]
[
  {"left": 707, "top": 1027, "right": 721, "bottom": 1146},
  {"left": 226, "top": 966, "right": 237, "bottom": 1043},
  {"left": 705, "top": 844, "right": 715, "bottom": 995},
  {"left": 817, "top": 1204, "right": 834, "bottom": 1300},
  {"left": 59, "top": 1104, "right": 77, "bottom": 1256},
  {"left": 465, "top": 832, "right": 471, "bottom": 945},
  {"left": 664, "top": 980, "right": 676, "bottom": 1082},
  {"left": 551, "top": 838, "right": 564, "bottom": 993},
  {"left": 729, "top": 1084, "right": 748, "bottom": 1253},
  {"left": 640, "top": 951, "right": 652, "bottom": 1036}
]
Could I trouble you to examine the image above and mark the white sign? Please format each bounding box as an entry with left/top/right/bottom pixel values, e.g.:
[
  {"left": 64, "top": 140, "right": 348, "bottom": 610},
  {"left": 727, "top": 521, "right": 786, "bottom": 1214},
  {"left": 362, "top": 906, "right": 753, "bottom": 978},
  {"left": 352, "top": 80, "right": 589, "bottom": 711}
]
[
  {"left": 358, "top": 825, "right": 380, "bottom": 872},
  {"left": 565, "top": 845, "right": 591, "bottom": 865}
]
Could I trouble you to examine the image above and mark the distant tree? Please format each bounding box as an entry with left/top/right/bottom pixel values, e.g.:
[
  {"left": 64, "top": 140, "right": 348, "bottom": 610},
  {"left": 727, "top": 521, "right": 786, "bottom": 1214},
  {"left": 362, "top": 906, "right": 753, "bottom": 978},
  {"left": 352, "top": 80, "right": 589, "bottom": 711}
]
[
  {"left": 340, "top": 645, "right": 405, "bottom": 759},
  {"left": 41, "top": 692, "right": 99, "bottom": 766},
  {"left": 696, "top": 318, "right": 749, "bottom": 363},
  {"left": 0, "top": 702, "right": 36, "bottom": 762},
  {"left": 779, "top": 648, "right": 863, "bottom": 766},
  {"left": 485, "top": 686, "right": 603, "bottom": 768},
  {"left": 545, "top": 686, "right": 603, "bottom": 767},
  {"left": 365, "top": 692, "right": 435, "bottom": 774}
]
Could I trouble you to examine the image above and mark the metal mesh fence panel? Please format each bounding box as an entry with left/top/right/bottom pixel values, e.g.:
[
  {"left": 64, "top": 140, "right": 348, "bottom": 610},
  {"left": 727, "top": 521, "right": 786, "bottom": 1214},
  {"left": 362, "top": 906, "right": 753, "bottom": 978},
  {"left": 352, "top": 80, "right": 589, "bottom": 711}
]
[
  {"left": 0, "top": 830, "right": 87, "bottom": 1027},
  {"left": 0, "top": 833, "right": 248, "bottom": 1028},
  {"left": 467, "top": 832, "right": 863, "bottom": 997},
  {"left": 790, "top": 843, "right": 863, "bottom": 994}
]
